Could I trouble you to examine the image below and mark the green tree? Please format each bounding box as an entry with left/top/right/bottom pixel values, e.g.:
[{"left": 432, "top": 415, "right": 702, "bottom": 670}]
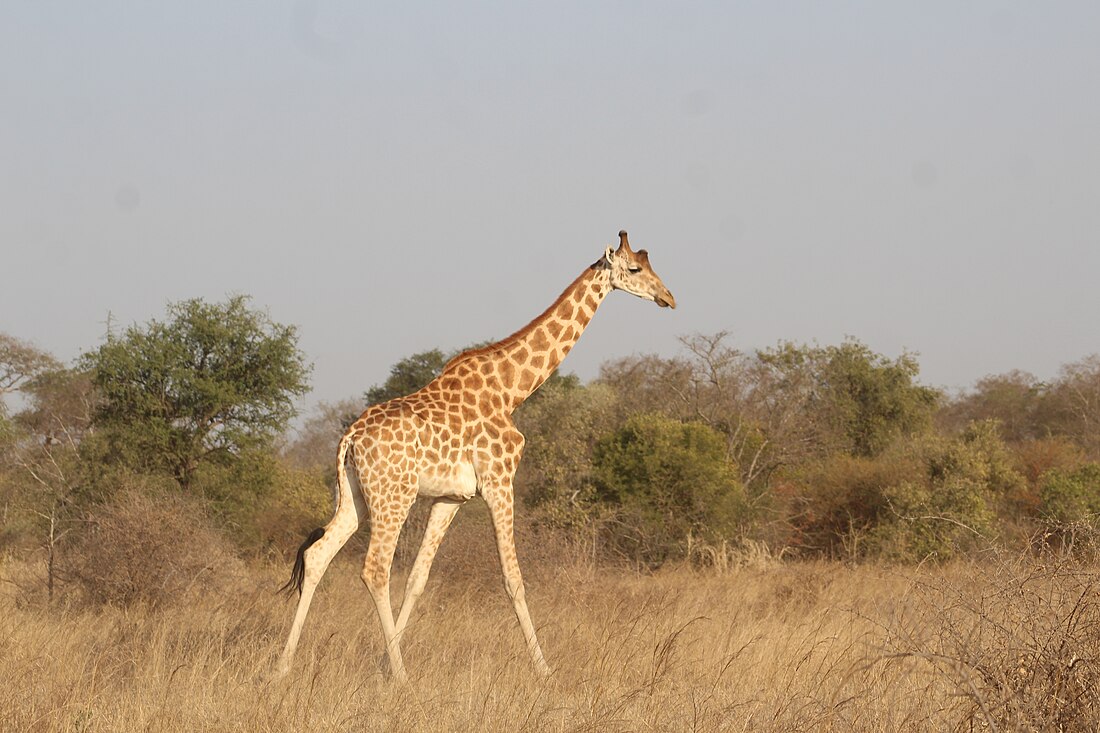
[
  {"left": 758, "top": 339, "right": 939, "bottom": 458},
  {"left": 16, "top": 368, "right": 96, "bottom": 446},
  {"left": 1, "top": 333, "right": 60, "bottom": 400},
  {"left": 940, "top": 370, "right": 1045, "bottom": 442},
  {"left": 0, "top": 359, "right": 92, "bottom": 595},
  {"left": 592, "top": 413, "right": 746, "bottom": 565},
  {"left": 83, "top": 296, "right": 310, "bottom": 490},
  {"left": 514, "top": 378, "right": 619, "bottom": 517},
  {"left": 1040, "top": 355, "right": 1100, "bottom": 459},
  {"left": 1, "top": 333, "right": 60, "bottom": 453}
]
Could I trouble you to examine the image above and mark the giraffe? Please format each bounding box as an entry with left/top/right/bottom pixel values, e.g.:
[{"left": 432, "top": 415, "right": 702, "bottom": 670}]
[{"left": 274, "top": 230, "right": 675, "bottom": 683}]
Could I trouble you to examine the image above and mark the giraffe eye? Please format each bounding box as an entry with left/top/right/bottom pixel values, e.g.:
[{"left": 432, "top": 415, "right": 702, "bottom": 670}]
[{"left": 628, "top": 266, "right": 642, "bottom": 274}]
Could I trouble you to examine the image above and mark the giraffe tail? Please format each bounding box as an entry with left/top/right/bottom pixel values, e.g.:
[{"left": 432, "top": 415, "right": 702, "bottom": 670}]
[
  {"left": 279, "top": 430, "right": 355, "bottom": 597},
  {"left": 280, "top": 527, "right": 325, "bottom": 597}
]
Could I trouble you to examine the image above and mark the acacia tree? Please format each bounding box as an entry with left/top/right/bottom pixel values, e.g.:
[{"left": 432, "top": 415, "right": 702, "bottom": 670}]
[
  {"left": 0, "top": 333, "right": 60, "bottom": 399},
  {"left": 0, "top": 338, "right": 82, "bottom": 597},
  {"left": 83, "top": 296, "right": 310, "bottom": 490},
  {"left": 12, "top": 372, "right": 91, "bottom": 600},
  {"left": 1, "top": 333, "right": 60, "bottom": 447}
]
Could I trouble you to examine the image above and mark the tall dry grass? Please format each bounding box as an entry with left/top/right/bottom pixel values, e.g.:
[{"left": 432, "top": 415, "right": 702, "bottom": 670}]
[{"left": 1, "top": 546, "right": 1097, "bottom": 731}]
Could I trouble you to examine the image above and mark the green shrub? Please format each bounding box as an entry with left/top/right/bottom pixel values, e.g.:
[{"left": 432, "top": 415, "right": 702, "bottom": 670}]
[
  {"left": 250, "top": 462, "right": 334, "bottom": 552},
  {"left": 1040, "top": 463, "right": 1100, "bottom": 526},
  {"left": 870, "top": 422, "right": 1023, "bottom": 561},
  {"left": 873, "top": 477, "right": 993, "bottom": 561},
  {"left": 592, "top": 413, "right": 747, "bottom": 565}
]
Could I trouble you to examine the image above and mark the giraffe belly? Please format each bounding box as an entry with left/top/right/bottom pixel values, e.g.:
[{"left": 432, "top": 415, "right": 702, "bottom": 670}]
[{"left": 417, "top": 461, "right": 477, "bottom": 501}]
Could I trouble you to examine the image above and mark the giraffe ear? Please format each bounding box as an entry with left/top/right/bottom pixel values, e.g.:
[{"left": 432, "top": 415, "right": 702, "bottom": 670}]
[{"left": 604, "top": 245, "right": 616, "bottom": 263}]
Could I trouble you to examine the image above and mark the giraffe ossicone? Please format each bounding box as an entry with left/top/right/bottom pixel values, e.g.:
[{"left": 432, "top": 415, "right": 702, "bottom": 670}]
[{"left": 274, "top": 230, "right": 676, "bottom": 683}]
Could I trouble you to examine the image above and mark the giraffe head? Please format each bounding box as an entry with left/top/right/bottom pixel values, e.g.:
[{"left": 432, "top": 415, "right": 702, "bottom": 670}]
[{"left": 603, "top": 230, "right": 677, "bottom": 309}]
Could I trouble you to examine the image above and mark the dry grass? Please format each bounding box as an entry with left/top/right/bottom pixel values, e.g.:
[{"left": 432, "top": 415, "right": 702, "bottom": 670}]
[{"left": 1, "top": 547, "right": 1097, "bottom": 732}]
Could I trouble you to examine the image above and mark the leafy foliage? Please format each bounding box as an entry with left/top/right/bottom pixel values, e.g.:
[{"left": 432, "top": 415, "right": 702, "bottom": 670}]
[
  {"left": 82, "top": 296, "right": 310, "bottom": 490},
  {"left": 939, "top": 370, "right": 1045, "bottom": 441},
  {"left": 514, "top": 378, "right": 619, "bottom": 523},
  {"left": 781, "top": 450, "right": 919, "bottom": 559},
  {"left": 871, "top": 422, "right": 1025, "bottom": 560},
  {"left": 592, "top": 414, "right": 746, "bottom": 565},
  {"left": 1040, "top": 355, "right": 1100, "bottom": 459},
  {"left": 8, "top": 315, "right": 1100, "bottom": 574},
  {"left": 757, "top": 339, "right": 940, "bottom": 458},
  {"left": 1040, "top": 463, "right": 1100, "bottom": 527},
  {"left": 0, "top": 332, "right": 59, "bottom": 396}
]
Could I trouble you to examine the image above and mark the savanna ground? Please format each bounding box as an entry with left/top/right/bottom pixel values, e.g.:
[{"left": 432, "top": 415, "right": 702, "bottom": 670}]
[
  {"left": 3, "top": 526, "right": 1098, "bottom": 732},
  {"left": 6, "top": 319, "right": 1100, "bottom": 731}
]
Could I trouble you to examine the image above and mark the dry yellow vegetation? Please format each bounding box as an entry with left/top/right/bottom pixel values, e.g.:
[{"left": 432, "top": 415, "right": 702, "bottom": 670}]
[{"left": 2, "top": 549, "right": 1097, "bottom": 732}]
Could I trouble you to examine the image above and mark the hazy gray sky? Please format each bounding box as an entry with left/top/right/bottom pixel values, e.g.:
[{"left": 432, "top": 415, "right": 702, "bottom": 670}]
[{"left": 3, "top": 2, "right": 1099, "bottom": 409}]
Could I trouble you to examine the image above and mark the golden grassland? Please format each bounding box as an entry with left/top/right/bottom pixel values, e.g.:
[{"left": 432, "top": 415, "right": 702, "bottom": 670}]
[{"left": 2, "top": 543, "right": 1098, "bottom": 732}]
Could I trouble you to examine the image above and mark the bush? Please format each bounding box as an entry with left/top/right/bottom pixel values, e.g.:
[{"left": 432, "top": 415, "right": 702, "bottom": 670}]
[
  {"left": 66, "top": 480, "right": 246, "bottom": 608},
  {"left": 592, "top": 414, "right": 747, "bottom": 566},
  {"left": 870, "top": 423, "right": 1023, "bottom": 561},
  {"left": 249, "top": 461, "right": 335, "bottom": 553},
  {"left": 515, "top": 379, "right": 620, "bottom": 535},
  {"left": 873, "top": 477, "right": 993, "bottom": 561},
  {"left": 190, "top": 449, "right": 278, "bottom": 541},
  {"left": 781, "top": 449, "right": 919, "bottom": 559},
  {"left": 1010, "top": 437, "right": 1086, "bottom": 516},
  {"left": 1040, "top": 463, "right": 1100, "bottom": 529}
]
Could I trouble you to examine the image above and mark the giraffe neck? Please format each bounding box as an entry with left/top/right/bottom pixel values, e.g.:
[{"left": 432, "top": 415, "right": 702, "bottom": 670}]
[{"left": 443, "top": 264, "right": 612, "bottom": 410}]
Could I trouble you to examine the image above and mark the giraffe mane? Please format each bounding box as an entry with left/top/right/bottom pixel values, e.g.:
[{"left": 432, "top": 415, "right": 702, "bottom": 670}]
[{"left": 439, "top": 268, "right": 595, "bottom": 374}]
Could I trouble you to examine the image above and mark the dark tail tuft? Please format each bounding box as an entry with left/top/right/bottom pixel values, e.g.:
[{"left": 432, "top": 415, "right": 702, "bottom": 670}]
[{"left": 280, "top": 527, "right": 326, "bottom": 597}]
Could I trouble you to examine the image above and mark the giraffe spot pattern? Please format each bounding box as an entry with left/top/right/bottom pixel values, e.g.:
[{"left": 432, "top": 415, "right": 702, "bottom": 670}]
[{"left": 317, "top": 266, "right": 616, "bottom": 676}]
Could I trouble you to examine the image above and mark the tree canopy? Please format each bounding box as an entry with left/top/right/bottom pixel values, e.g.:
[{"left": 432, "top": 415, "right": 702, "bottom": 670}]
[{"left": 82, "top": 296, "right": 310, "bottom": 490}]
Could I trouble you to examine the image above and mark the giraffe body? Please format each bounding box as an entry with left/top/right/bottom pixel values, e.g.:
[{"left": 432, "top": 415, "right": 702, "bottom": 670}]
[{"left": 275, "top": 231, "right": 675, "bottom": 682}]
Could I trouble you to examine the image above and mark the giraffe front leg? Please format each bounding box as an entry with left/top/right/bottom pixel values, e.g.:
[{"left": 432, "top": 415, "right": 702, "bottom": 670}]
[
  {"left": 362, "top": 535, "right": 407, "bottom": 683},
  {"left": 394, "top": 498, "right": 462, "bottom": 641},
  {"left": 483, "top": 485, "right": 551, "bottom": 677}
]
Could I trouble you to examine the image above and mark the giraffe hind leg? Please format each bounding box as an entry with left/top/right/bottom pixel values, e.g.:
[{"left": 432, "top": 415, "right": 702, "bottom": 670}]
[{"left": 273, "top": 487, "right": 363, "bottom": 678}]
